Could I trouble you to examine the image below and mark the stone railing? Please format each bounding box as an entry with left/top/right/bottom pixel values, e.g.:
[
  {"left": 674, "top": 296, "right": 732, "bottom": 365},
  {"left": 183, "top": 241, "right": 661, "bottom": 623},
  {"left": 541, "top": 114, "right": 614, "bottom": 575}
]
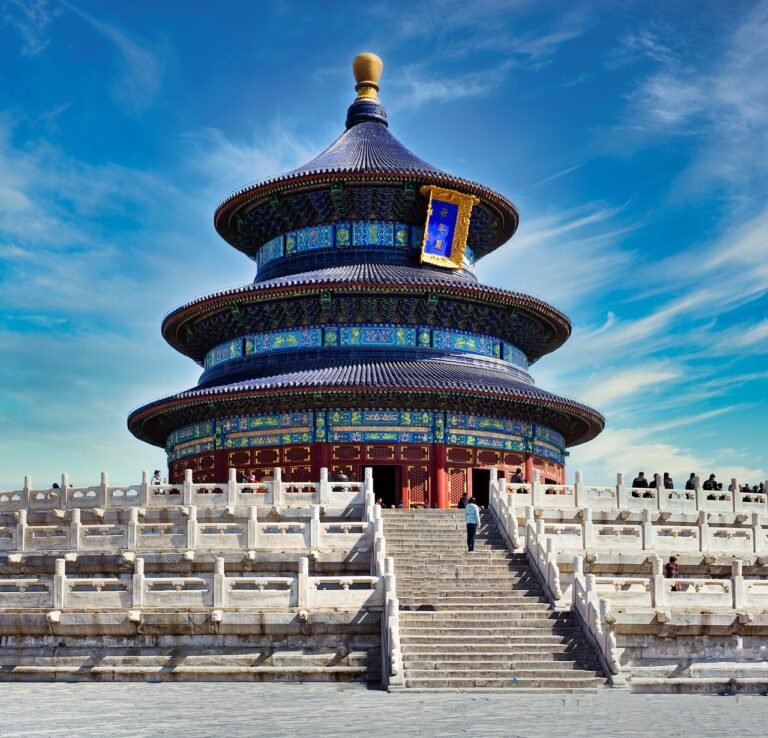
[
  {"left": 488, "top": 469, "right": 521, "bottom": 550},
  {"left": 524, "top": 510, "right": 562, "bottom": 602},
  {"left": 534, "top": 509, "right": 767, "bottom": 556},
  {"left": 0, "top": 556, "right": 384, "bottom": 615},
  {"left": 0, "top": 467, "right": 373, "bottom": 513},
  {"left": 586, "top": 555, "right": 767, "bottom": 613},
  {"left": 370, "top": 505, "right": 403, "bottom": 687},
  {"left": 572, "top": 555, "right": 622, "bottom": 679},
  {"left": 491, "top": 470, "right": 768, "bottom": 516},
  {"left": 0, "top": 505, "right": 373, "bottom": 555}
]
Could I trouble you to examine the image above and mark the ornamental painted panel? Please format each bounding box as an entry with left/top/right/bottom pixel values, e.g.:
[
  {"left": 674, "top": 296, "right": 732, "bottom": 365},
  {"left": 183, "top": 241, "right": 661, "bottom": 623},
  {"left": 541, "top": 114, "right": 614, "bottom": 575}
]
[
  {"left": 447, "top": 414, "right": 532, "bottom": 436},
  {"left": 533, "top": 441, "right": 564, "bottom": 462},
  {"left": 394, "top": 224, "right": 410, "bottom": 249},
  {"left": 432, "top": 328, "right": 500, "bottom": 359},
  {"left": 335, "top": 222, "right": 352, "bottom": 247},
  {"left": 245, "top": 328, "right": 322, "bottom": 354},
  {"left": 285, "top": 231, "right": 298, "bottom": 255},
  {"left": 166, "top": 421, "right": 215, "bottom": 449},
  {"left": 502, "top": 343, "right": 529, "bottom": 369},
  {"left": 534, "top": 424, "right": 566, "bottom": 449},
  {"left": 257, "top": 235, "right": 285, "bottom": 268},
  {"left": 352, "top": 221, "right": 394, "bottom": 247},
  {"left": 297, "top": 224, "right": 333, "bottom": 251},
  {"left": 204, "top": 339, "right": 244, "bottom": 370},
  {"left": 220, "top": 413, "right": 313, "bottom": 433},
  {"left": 339, "top": 325, "right": 416, "bottom": 347}
]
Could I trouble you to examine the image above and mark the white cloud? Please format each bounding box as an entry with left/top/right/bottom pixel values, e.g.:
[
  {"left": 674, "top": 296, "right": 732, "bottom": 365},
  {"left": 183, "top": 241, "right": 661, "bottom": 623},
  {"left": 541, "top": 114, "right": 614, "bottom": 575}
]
[
  {"left": 0, "top": 0, "right": 59, "bottom": 55},
  {"left": 64, "top": 2, "right": 165, "bottom": 113}
]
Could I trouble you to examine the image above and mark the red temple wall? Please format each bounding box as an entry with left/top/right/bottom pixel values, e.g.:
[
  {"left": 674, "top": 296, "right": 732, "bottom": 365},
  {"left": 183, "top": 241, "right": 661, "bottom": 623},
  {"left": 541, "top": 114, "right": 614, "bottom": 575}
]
[{"left": 169, "top": 442, "right": 566, "bottom": 507}]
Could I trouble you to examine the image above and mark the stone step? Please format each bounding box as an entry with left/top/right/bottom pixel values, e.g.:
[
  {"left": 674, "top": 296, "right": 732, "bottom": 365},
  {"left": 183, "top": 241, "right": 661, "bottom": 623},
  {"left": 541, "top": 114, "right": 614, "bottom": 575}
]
[
  {"left": 399, "top": 633, "right": 582, "bottom": 644},
  {"left": 402, "top": 676, "right": 603, "bottom": 689},
  {"left": 402, "top": 642, "right": 593, "bottom": 655},
  {"left": 400, "top": 612, "right": 571, "bottom": 623},
  {"left": 403, "top": 666, "right": 603, "bottom": 679},
  {"left": 400, "top": 602, "right": 550, "bottom": 611},
  {"left": 404, "top": 655, "right": 601, "bottom": 667}
]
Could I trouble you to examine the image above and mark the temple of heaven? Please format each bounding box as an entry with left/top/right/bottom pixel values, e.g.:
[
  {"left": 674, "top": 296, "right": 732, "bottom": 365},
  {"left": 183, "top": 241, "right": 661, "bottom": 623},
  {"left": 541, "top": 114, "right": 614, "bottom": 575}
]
[{"left": 127, "top": 53, "right": 604, "bottom": 507}]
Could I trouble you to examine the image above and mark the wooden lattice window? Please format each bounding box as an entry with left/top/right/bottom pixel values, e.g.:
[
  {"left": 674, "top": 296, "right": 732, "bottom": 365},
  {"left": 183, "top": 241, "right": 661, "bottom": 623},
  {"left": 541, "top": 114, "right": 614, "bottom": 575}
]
[
  {"left": 333, "top": 445, "right": 361, "bottom": 460},
  {"left": 283, "top": 446, "right": 310, "bottom": 463},
  {"left": 400, "top": 445, "right": 429, "bottom": 460},
  {"left": 447, "top": 446, "right": 473, "bottom": 464},
  {"left": 366, "top": 445, "right": 395, "bottom": 461},
  {"left": 228, "top": 450, "right": 252, "bottom": 467},
  {"left": 477, "top": 450, "right": 501, "bottom": 466},
  {"left": 448, "top": 468, "right": 467, "bottom": 506},
  {"left": 407, "top": 465, "right": 429, "bottom": 507},
  {"left": 504, "top": 452, "right": 524, "bottom": 467},
  {"left": 254, "top": 448, "right": 280, "bottom": 465}
]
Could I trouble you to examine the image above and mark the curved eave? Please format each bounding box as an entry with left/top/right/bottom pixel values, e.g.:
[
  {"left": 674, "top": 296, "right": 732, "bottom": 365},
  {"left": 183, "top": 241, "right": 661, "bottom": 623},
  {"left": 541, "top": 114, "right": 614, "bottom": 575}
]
[
  {"left": 213, "top": 170, "right": 519, "bottom": 258},
  {"left": 127, "top": 361, "right": 604, "bottom": 449},
  {"left": 161, "top": 270, "right": 572, "bottom": 363}
]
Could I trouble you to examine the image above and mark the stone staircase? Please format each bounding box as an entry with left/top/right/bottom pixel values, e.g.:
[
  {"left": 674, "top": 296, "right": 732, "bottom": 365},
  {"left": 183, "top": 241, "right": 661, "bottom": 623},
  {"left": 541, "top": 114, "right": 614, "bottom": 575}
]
[{"left": 382, "top": 509, "right": 606, "bottom": 691}]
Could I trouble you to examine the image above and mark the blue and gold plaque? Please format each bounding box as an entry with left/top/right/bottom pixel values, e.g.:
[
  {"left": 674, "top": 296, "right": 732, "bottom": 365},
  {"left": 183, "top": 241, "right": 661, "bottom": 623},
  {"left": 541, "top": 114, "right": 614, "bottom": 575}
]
[{"left": 419, "top": 185, "right": 479, "bottom": 269}]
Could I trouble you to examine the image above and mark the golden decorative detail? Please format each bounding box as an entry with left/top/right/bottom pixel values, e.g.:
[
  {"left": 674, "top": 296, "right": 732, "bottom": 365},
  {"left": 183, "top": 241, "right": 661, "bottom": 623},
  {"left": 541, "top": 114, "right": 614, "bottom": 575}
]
[
  {"left": 419, "top": 185, "right": 480, "bottom": 270},
  {"left": 352, "top": 52, "right": 383, "bottom": 101}
]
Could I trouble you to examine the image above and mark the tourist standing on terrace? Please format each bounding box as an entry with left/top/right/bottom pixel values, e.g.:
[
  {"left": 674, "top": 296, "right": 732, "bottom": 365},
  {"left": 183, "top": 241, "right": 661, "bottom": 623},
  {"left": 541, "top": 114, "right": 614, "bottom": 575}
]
[
  {"left": 685, "top": 473, "right": 696, "bottom": 490},
  {"left": 464, "top": 497, "right": 481, "bottom": 552},
  {"left": 632, "top": 472, "right": 648, "bottom": 488}
]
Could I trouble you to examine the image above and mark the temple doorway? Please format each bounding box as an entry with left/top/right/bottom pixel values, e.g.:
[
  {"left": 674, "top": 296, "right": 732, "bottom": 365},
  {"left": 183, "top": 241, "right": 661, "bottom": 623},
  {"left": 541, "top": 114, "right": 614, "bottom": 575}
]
[
  {"left": 471, "top": 468, "right": 491, "bottom": 508},
  {"left": 371, "top": 465, "right": 400, "bottom": 508}
]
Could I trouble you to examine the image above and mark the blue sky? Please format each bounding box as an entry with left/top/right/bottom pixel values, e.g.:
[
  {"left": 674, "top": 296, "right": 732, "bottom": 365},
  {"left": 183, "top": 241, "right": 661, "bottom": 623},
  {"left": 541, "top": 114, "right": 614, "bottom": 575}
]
[{"left": 0, "top": 0, "right": 766, "bottom": 489}]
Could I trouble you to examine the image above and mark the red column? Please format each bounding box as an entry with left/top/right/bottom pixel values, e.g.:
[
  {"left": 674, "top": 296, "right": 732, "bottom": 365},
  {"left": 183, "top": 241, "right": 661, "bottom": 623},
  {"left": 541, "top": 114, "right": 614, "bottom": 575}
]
[
  {"left": 434, "top": 444, "right": 448, "bottom": 508},
  {"left": 312, "top": 442, "right": 332, "bottom": 479},
  {"left": 524, "top": 455, "right": 534, "bottom": 484}
]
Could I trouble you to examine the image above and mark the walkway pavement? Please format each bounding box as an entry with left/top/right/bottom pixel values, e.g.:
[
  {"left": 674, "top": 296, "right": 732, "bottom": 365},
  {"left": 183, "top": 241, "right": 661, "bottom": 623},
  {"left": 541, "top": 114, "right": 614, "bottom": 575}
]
[{"left": 0, "top": 684, "right": 765, "bottom": 737}]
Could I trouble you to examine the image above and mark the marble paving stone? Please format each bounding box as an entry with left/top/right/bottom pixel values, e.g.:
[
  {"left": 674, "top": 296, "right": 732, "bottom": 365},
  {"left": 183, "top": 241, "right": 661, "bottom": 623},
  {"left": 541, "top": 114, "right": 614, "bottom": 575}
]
[{"left": 0, "top": 684, "right": 765, "bottom": 738}]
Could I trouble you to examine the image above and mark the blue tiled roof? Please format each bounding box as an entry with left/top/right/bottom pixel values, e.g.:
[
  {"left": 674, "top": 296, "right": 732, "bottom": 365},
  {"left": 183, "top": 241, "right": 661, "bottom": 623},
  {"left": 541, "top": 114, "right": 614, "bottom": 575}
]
[{"left": 128, "top": 358, "right": 605, "bottom": 447}]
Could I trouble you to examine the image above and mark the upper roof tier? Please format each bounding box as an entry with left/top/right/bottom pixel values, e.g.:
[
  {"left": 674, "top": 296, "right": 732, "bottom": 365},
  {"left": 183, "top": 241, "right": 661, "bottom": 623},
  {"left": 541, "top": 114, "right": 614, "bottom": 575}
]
[{"left": 214, "top": 53, "right": 519, "bottom": 264}]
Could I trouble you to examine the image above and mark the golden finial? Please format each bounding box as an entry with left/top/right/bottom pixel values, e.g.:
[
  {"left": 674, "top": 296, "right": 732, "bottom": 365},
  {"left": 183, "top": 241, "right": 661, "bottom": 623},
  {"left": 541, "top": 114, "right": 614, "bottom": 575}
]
[{"left": 352, "top": 52, "right": 383, "bottom": 101}]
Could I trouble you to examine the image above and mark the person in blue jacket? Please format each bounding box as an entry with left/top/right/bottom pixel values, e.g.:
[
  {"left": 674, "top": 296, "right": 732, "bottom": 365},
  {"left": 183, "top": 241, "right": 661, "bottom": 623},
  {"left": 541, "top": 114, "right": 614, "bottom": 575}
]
[{"left": 464, "top": 496, "right": 481, "bottom": 552}]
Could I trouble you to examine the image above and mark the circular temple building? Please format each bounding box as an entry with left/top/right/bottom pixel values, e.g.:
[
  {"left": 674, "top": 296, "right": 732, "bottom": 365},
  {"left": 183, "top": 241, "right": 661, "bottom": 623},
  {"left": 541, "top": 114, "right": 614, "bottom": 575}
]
[{"left": 127, "top": 53, "right": 604, "bottom": 507}]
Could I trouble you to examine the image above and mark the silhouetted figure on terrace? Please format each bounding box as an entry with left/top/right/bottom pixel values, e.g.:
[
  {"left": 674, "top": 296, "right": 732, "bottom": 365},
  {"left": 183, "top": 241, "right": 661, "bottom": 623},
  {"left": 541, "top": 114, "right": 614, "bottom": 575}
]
[
  {"left": 632, "top": 472, "right": 648, "bottom": 488},
  {"left": 685, "top": 473, "right": 696, "bottom": 491},
  {"left": 457, "top": 492, "right": 468, "bottom": 509},
  {"left": 510, "top": 468, "right": 524, "bottom": 483},
  {"left": 663, "top": 472, "right": 674, "bottom": 490},
  {"left": 703, "top": 473, "right": 718, "bottom": 491}
]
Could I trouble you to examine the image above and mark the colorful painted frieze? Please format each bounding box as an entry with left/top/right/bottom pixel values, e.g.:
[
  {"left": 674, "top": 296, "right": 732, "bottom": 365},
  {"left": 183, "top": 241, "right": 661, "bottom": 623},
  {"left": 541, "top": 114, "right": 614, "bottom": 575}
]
[
  {"left": 339, "top": 325, "right": 416, "bottom": 347},
  {"left": 533, "top": 425, "right": 565, "bottom": 449},
  {"left": 432, "top": 328, "right": 500, "bottom": 358},
  {"left": 502, "top": 343, "right": 529, "bottom": 369},
  {"left": 168, "top": 439, "right": 215, "bottom": 461},
  {"left": 245, "top": 328, "right": 322, "bottom": 354},
  {"left": 329, "top": 409, "right": 431, "bottom": 427},
  {"left": 256, "top": 235, "right": 285, "bottom": 269},
  {"left": 220, "top": 413, "right": 313, "bottom": 433},
  {"left": 335, "top": 222, "right": 352, "bottom": 247},
  {"left": 166, "top": 421, "right": 215, "bottom": 449},
  {"left": 352, "top": 220, "right": 394, "bottom": 247},
  {"left": 533, "top": 441, "right": 564, "bottom": 462},
  {"left": 204, "top": 340, "right": 243, "bottom": 370},
  {"left": 447, "top": 413, "right": 531, "bottom": 436},
  {"left": 296, "top": 224, "right": 333, "bottom": 251}
]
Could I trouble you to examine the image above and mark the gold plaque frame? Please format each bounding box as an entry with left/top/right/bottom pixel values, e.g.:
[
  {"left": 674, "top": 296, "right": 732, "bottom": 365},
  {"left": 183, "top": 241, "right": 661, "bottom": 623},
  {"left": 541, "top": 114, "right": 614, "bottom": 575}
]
[{"left": 419, "top": 185, "right": 479, "bottom": 269}]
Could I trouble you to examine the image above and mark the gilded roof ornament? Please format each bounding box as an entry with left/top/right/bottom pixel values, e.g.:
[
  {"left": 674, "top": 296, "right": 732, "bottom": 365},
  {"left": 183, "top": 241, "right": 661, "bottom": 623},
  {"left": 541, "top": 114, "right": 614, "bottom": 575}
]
[{"left": 352, "top": 52, "right": 383, "bottom": 101}]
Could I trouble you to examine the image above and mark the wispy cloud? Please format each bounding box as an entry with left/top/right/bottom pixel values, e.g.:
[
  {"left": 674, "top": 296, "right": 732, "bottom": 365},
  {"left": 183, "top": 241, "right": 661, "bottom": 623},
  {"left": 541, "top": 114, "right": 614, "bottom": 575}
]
[
  {"left": 0, "top": 0, "right": 60, "bottom": 55},
  {"left": 64, "top": 2, "right": 165, "bottom": 113}
]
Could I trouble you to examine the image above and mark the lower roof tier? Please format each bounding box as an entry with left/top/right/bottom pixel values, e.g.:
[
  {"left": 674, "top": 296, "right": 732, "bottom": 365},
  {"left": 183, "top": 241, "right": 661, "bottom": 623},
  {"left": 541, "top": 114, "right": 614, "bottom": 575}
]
[
  {"left": 162, "top": 264, "right": 572, "bottom": 364},
  {"left": 128, "top": 357, "right": 604, "bottom": 449}
]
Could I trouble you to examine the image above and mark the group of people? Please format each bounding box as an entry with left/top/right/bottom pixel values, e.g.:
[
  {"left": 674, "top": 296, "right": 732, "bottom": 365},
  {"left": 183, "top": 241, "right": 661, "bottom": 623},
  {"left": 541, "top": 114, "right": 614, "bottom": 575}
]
[{"left": 631, "top": 471, "right": 765, "bottom": 494}]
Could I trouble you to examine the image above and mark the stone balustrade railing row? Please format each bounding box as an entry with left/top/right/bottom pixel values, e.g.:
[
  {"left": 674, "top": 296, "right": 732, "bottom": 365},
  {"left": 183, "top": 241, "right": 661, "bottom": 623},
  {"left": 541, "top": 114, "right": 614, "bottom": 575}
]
[
  {"left": 0, "top": 556, "right": 384, "bottom": 614},
  {"left": 369, "top": 503, "right": 403, "bottom": 687},
  {"left": 0, "top": 505, "right": 372, "bottom": 554},
  {"left": 490, "top": 469, "right": 768, "bottom": 516},
  {"left": 0, "top": 467, "right": 372, "bottom": 513}
]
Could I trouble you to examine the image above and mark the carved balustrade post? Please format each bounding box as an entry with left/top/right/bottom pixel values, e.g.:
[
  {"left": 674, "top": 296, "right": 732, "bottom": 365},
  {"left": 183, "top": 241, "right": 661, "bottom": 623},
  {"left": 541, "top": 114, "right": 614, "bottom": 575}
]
[
  {"left": 183, "top": 469, "right": 193, "bottom": 505},
  {"left": 127, "top": 507, "right": 139, "bottom": 550},
  {"left": 582, "top": 505, "right": 594, "bottom": 548},
  {"left": 16, "top": 509, "right": 27, "bottom": 552},
  {"left": 616, "top": 472, "right": 628, "bottom": 510},
  {"left": 732, "top": 478, "right": 741, "bottom": 513},
  {"left": 574, "top": 470, "right": 585, "bottom": 507},
  {"left": 214, "top": 557, "right": 227, "bottom": 608},
  {"left": 53, "top": 558, "right": 66, "bottom": 610},
  {"left": 698, "top": 511, "right": 710, "bottom": 552},
  {"left": 132, "top": 557, "right": 145, "bottom": 608},
  {"left": 227, "top": 467, "right": 238, "bottom": 508},
  {"left": 297, "top": 556, "right": 309, "bottom": 609},
  {"left": 272, "top": 467, "right": 283, "bottom": 507},
  {"left": 364, "top": 466, "right": 374, "bottom": 500},
  {"left": 694, "top": 475, "right": 704, "bottom": 511},
  {"left": 247, "top": 506, "right": 259, "bottom": 549},
  {"left": 752, "top": 513, "right": 765, "bottom": 555},
  {"left": 310, "top": 505, "right": 320, "bottom": 548},
  {"left": 140, "top": 470, "right": 150, "bottom": 506},
  {"left": 70, "top": 508, "right": 81, "bottom": 550},
  {"left": 186, "top": 505, "right": 198, "bottom": 549},
  {"left": 732, "top": 559, "right": 746, "bottom": 609},
  {"left": 650, "top": 554, "right": 666, "bottom": 609},
  {"left": 531, "top": 469, "right": 543, "bottom": 506},
  {"left": 656, "top": 474, "right": 667, "bottom": 513},
  {"left": 100, "top": 471, "right": 109, "bottom": 508},
  {"left": 641, "top": 509, "right": 654, "bottom": 551},
  {"left": 319, "top": 467, "right": 330, "bottom": 506}
]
